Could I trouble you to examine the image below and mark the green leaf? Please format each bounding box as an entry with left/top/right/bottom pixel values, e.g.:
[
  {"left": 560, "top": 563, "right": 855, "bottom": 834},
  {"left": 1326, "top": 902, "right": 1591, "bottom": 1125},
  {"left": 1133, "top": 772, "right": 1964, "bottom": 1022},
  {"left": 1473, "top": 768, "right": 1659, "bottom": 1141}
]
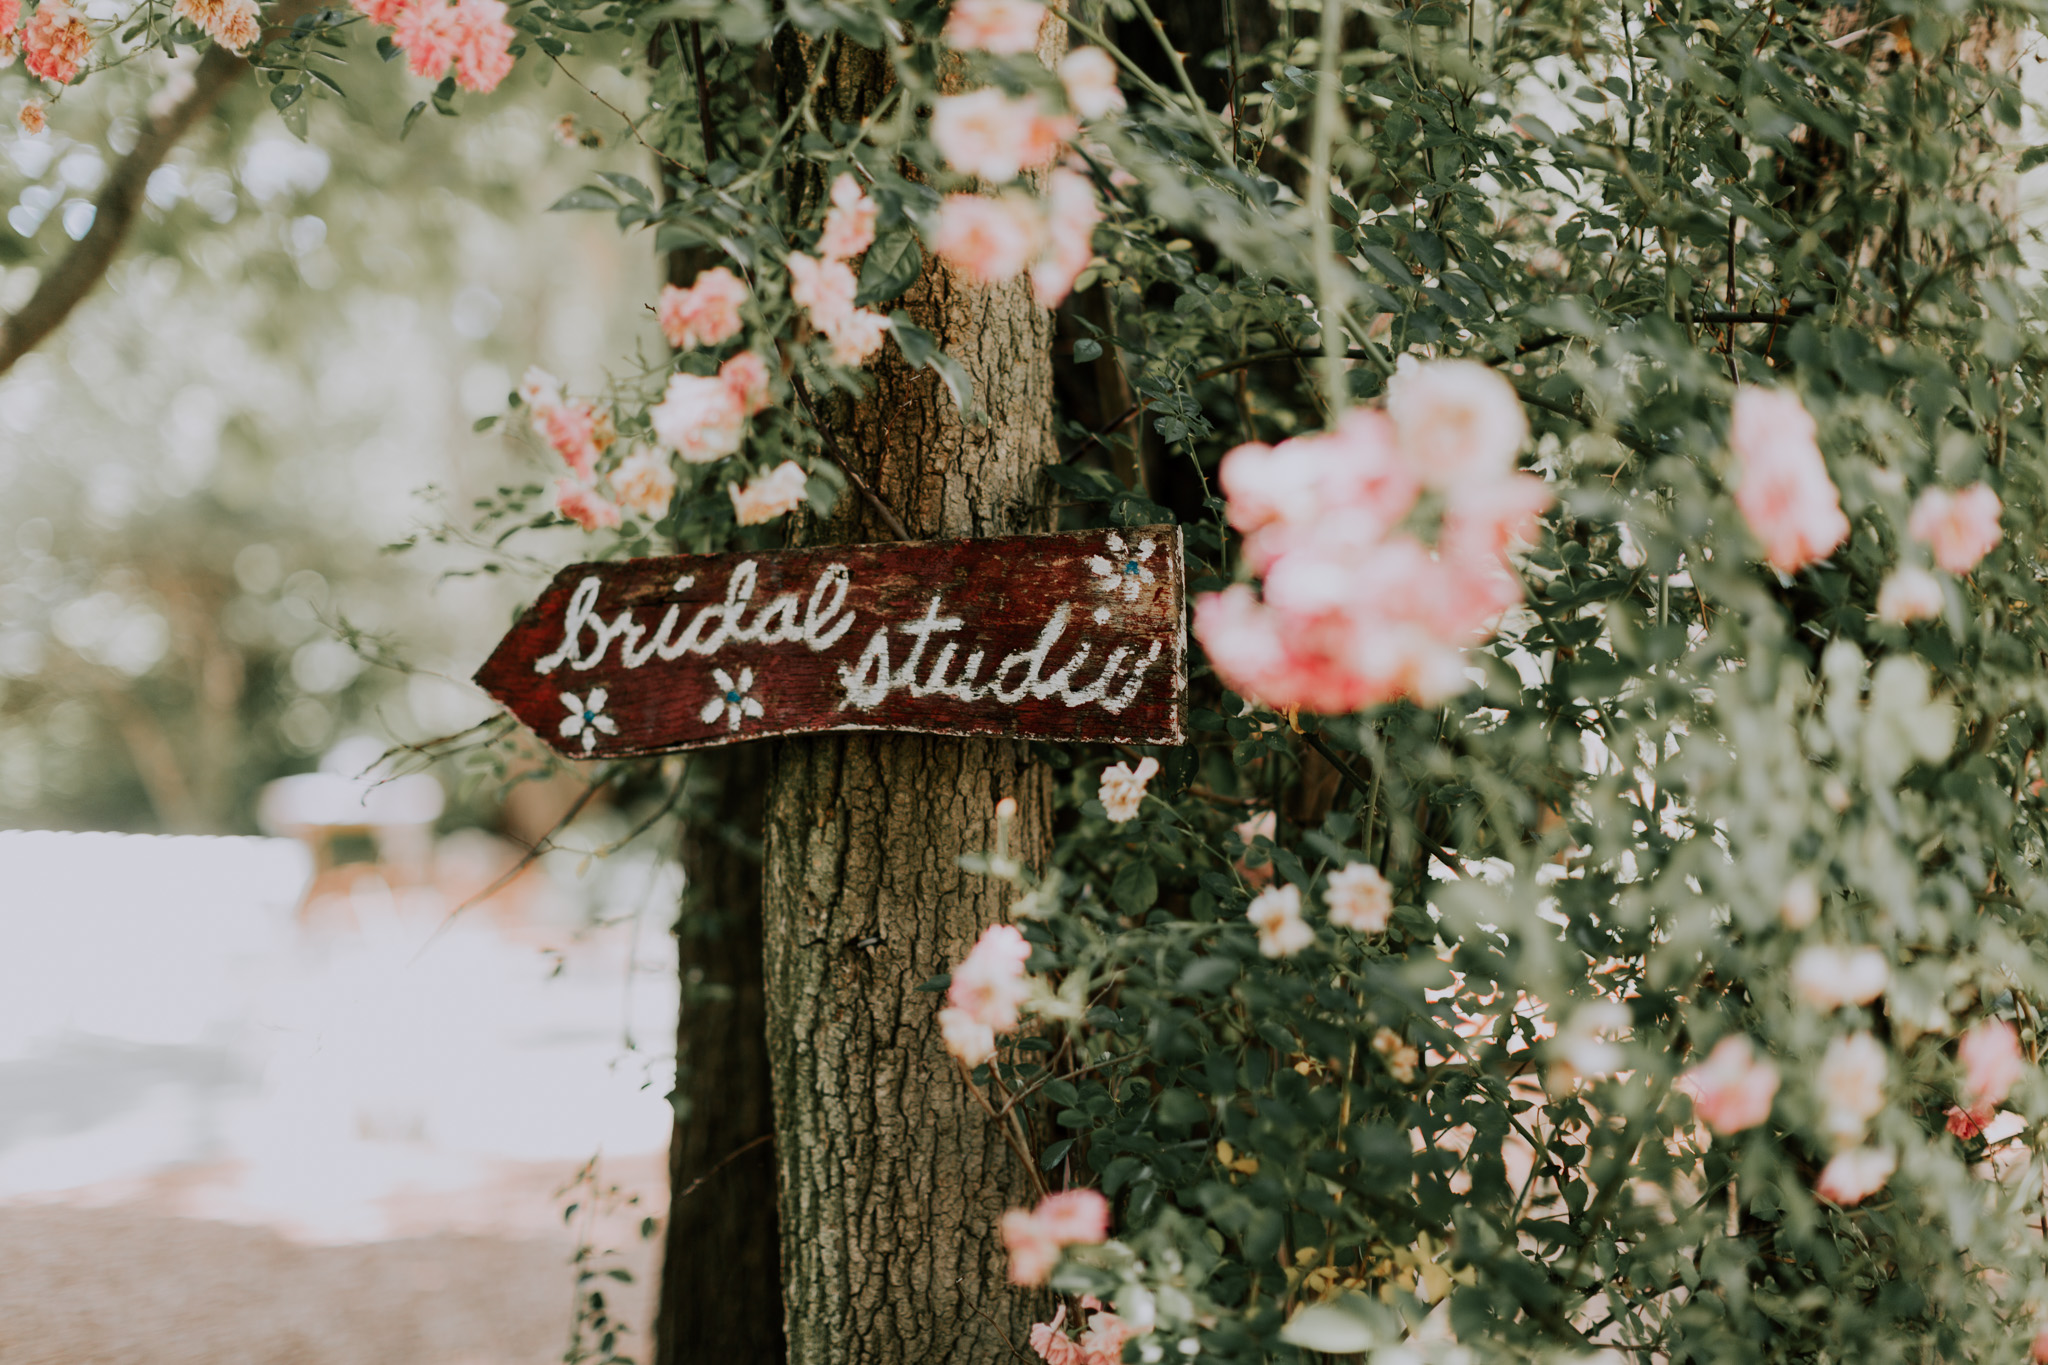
[
  {"left": 914, "top": 972, "right": 951, "bottom": 993},
  {"left": 597, "top": 171, "right": 654, "bottom": 205},
  {"left": 399, "top": 100, "right": 428, "bottom": 138},
  {"left": 550, "top": 186, "right": 623, "bottom": 212},
  {"left": 1111, "top": 860, "right": 1157, "bottom": 913},
  {"left": 1039, "top": 1137, "right": 1076, "bottom": 1169},
  {"left": 856, "top": 231, "right": 922, "bottom": 305},
  {"left": 1072, "top": 338, "right": 1103, "bottom": 363}
]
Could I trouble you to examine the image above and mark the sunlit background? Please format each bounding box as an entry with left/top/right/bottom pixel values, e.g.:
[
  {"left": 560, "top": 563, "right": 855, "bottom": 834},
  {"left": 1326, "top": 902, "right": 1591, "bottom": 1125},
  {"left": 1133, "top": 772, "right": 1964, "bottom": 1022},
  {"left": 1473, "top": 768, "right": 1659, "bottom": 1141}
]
[{"left": 0, "top": 25, "right": 682, "bottom": 1363}]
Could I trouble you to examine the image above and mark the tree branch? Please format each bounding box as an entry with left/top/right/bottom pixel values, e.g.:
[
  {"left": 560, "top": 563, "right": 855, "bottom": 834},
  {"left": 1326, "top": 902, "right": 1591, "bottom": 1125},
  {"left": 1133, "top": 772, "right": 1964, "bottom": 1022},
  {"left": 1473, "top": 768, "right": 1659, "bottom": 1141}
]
[{"left": 0, "top": 1, "right": 319, "bottom": 377}]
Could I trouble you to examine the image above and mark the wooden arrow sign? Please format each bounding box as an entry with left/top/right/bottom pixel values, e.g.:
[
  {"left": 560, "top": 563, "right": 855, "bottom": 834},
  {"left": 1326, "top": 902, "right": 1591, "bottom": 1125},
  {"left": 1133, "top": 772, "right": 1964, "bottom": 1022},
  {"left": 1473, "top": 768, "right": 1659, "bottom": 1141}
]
[{"left": 474, "top": 526, "right": 1187, "bottom": 758}]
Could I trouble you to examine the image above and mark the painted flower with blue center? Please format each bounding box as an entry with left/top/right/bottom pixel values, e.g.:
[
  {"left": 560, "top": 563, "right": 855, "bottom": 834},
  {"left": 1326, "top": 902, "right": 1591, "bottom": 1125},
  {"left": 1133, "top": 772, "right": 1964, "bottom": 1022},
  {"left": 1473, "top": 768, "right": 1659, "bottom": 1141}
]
[
  {"left": 1086, "top": 531, "right": 1157, "bottom": 605},
  {"left": 557, "top": 687, "right": 619, "bottom": 754},
  {"left": 700, "top": 666, "right": 766, "bottom": 733}
]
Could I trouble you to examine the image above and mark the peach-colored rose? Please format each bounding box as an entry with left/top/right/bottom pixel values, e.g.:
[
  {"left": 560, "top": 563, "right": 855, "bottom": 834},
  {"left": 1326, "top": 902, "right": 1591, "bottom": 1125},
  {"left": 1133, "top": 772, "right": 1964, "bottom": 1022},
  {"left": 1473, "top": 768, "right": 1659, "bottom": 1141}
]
[
  {"left": 939, "top": 1006, "right": 997, "bottom": 1066},
  {"left": 658, "top": 266, "right": 750, "bottom": 351},
  {"left": 1958, "top": 1019, "right": 2024, "bottom": 1111},
  {"left": 1791, "top": 944, "right": 1888, "bottom": 1012},
  {"left": 934, "top": 193, "right": 1041, "bottom": 285},
  {"left": 817, "top": 172, "right": 877, "bottom": 262},
  {"left": 1386, "top": 356, "right": 1529, "bottom": 487},
  {"left": 1097, "top": 757, "right": 1157, "bottom": 824},
  {"left": 942, "top": 0, "right": 1044, "bottom": 54},
  {"left": 23, "top": 0, "right": 90, "bottom": 83},
  {"left": 1035, "top": 1189, "right": 1109, "bottom": 1245},
  {"left": 718, "top": 351, "right": 773, "bottom": 415},
  {"left": 1815, "top": 1145, "right": 1894, "bottom": 1205},
  {"left": 1729, "top": 386, "right": 1850, "bottom": 572},
  {"left": 1817, "top": 1031, "right": 1887, "bottom": 1145},
  {"left": 392, "top": 0, "right": 460, "bottom": 79},
  {"left": 1908, "top": 482, "right": 2002, "bottom": 573},
  {"left": 727, "top": 460, "right": 808, "bottom": 526},
  {"left": 16, "top": 99, "right": 43, "bottom": 134},
  {"left": 554, "top": 478, "right": 621, "bottom": 532},
  {"left": 452, "top": 0, "right": 515, "bottom": 92},
  {"left": 650, "top": 372, "right": 746, "bottom": 463},
  {"left": 1325, "top": 862, "right": 1393, "bottom": 934},
  {"left": 1030, "top": 167, "right": 1101, "bottom": 308},
  {"left": 1877, "top": 565, "right": 1943, "bottom": 623},
  {"left": 1679, "top": 1035, "right": 1780, "bottom": 1135},
  {"left": 1247, "top": 884, "right": 1312, "bottom": 958},
  {"left": 609, "top": 446, "right": 676, "bottom": 520},
  {"left": 1059, "top": 46, "right": 1125, "bottom": 119},
  {"left": 932, "top": 88, "right": 1070, "bottom": 183}
]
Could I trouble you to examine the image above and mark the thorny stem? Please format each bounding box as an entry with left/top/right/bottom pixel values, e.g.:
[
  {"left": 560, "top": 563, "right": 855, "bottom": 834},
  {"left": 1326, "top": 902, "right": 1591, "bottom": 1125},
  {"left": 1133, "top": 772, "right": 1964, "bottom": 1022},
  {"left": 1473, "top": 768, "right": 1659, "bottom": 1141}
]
[{"left": 1308, "top": 0, "right": 1349, "bottom": 408}]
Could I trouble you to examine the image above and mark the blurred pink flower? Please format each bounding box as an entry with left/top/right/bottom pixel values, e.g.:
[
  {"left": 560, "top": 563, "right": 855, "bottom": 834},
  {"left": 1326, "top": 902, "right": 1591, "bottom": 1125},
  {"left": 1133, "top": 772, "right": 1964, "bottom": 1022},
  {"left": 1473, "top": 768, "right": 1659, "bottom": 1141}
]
[
  {"left": 786, "top": 252, "right": 887, "bottom": 364},
  {"left": 823, "top": 306, "right": 889, "bottom": 367},
  {"left": 1946, "top": 1103, "right": 1993, "bottom": 1140},
  {"left": 352, "top": 0, "right": 408, "bottom": 25},
  {"left": 942, "top": 0, "right": 1044, "bottom": 54},
  {"left": 1817, "top": 1031, "right": 1887, "bottom": 1145},
  {"left": 554, "top": 479, "right": 621, "bottom": 532},
  {"left": 0, "top": 0, "right": 20, "bottom": 60},
  {"left": 23, "top": 0, "right": 90, "bottom": 84},
  {"left": 938, "top": 1007, "right": 996, "bottom": 1066},
  {"left": 659, "top": 266, "right": 750, "bottom": 351},
  {"left": 728, "top": 460, "right": 808, "bottom": 526},
  {"left": 1325, "top": 862, "right": 1392, "bottom": 934},
  {"left": 1729, "top": 386, "right": 1849, "bottom": 573},
  {"left": 1097, "top": 756, "right": 1157, "bottom": 823},
  {"left": 452, "top": 0, "right": 514, "bottom": 92},
  {"left": 1908, "top": 482, "right": 2002, "bottom": 573},
  {"left": 177, "top": 0, "right": 261, "bottom": 51},
  {"left": 1059, "top": 46, "right": 1125, "bottom": 119},
  {"left": 947, "top": 923, "right": 1033, "bottom": 1036},
  {"left": 16, "top": 99, "right": 42, "bottom": 134},
  {"left": 1247, "top": 884, "right": 1312, "bottom": 958},
  {"left": 1958, "top": 1019, "right": 2023, "bottom": 1112},
  {"left": 1003, "top": 1189, "right": 1109, "bottom": 1285},
  {"left": 1791, "top": 944, "right": 1888, "bottom": 1012},
  {"left": 934, "top": 193, "right": 1040, "bottom": 285},
  {"left": 817, "top": 172, "right": 877, "bottom": 261},
  {"left": 718, "top": 351, "right": 773, "bottom": 416},
  {"left": 535, "top": 401, "right": 603, "bottom": 480},
  {"left": 1030, "top": 167, "right": 1101, "bottom": 308},
  {"left": 609, "top": 447, "right": 676, "bottom": 520},
  {"left": 1815, "top": 1145, "right": 1894, "bottom": 1206},
  {"left": 1679, "top": 1035, "right": 1780, "bottom": 1135},
  {"left": 650, "top": 372, "right": 746, "bottom": 463},
  {"left": 392, "top": 0, "right": 460, "bottom": 78},
  {"left": 1877, "top": 565, "right": 1943, "bottom": 623},
  {"left": 1386, "top": 357, "right": 1529, "bottom": 487},
  {"left": 1029, "top": 1305, "right": 1084, "bottom": 1365},
  {"left": 932, "top": 89, "right": 1071, "bottom": 183}
]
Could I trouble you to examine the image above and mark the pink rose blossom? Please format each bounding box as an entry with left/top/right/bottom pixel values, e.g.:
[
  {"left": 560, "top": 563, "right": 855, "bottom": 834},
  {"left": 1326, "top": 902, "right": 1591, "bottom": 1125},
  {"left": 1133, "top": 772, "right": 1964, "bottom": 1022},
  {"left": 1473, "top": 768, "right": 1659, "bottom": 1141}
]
[
  {"left": 650, "top": 372, "right": 746, "bottom": 463},
  {"left": 452, "top": 0, "right": 514, "bottom": 92},
  {"left": 392, "top": 0, "right": 460, "bottom": 79},
  {"left": 176, "top": 0, "right": 260, "bottom": 50},
  {"left": 817, "top": 172, "right": 877, "bottom": 261},
  {"left": 947, "top": 923, "right": 1033, "bottom": 1034},
  {"left": 23, "top": 0, "right": 90, "bottom": 84},
  {"left": 1908, "top": 482, "right": 2002, "bottom": 573},
  {"left": 352, "top": 0, "right": 408, "bottom": 24},
  {"left": 519, "top": 365, "right": 563, "bottom": 409},
  {"left": 1076, "top": 1298, "right": 1143, "bottom": 1365},
  {"left": 1029, "top": 1305, "right": 1084, "bottom": 1365},
  {"left": 1059, "top": 46, "right": 1125, "bottom": 119},
  {"left": 942, "top": 0, "right": 1044, "bottom": 54},
  {"left": 1440, "top": 472, "right": 1554, "bottom": 562},
  {"left": 1031, "top": 168, "right": 1101, "bottom": 308},
  {"left": 1958, "top": 1019, "right": 2024, "bottom": 1112},
  {"left": 1815, "top": 1146, "right": 1895, "bottom": 1206},
  {"left": 1216, "top": 408, "right": 1419, "bottom": 574},
  {"left": 554, "top": 478, "right": 621, "bottom": 532},
  {"left": 931, "top": 88, "right": 1071, "bottom": 183},
  {"left": 0, "top": 0, "right": 21, "bottom": 59},
  {"left": 1247, "top": 884, "right": 1312, "bottom": 958},
  {"left": 728, "top": 460, "right": 808, "bottom": 526},
  {"left": 16, "top": 99, "right": 43, "bottom": 134},
  {"left": 1791, "top": 944, "right": 1888, "bottom": 1012},
  {"left": 658, "top": 266, "right": 750, "bottom": 351},
  {"left": 1946, "top": 1103, "right": 1993, "bottom": 1140},
  {"left": 938, "top": 1006, "right": 997, "bottom": 1067},
  {"left": 534, "top": 401, "right": 602, "bottom": 479},
  {"left": 824, "top": 306, "right": 889, "bottom": 367},
  {"left": 1729, "top": 386, "right": 1850, "bottom": 572},
  {"left": 1097, "top": 756, "right": 1157, "bottom": 823},
  {"left": 1325, "top": 862, "right": 1392, "bottom": 934},
  {"left": 609, "top": 446, "right": 676, "bottom": 520},
  {"left": 1817, "top": 1031, "right": 1887, "bottom": 1145},
  {"left": 1877, "top": 565, "right": 1943, "bottom": 624},
  {"left": 1386, "top": 356, "right": 1529, "bottom": 487},
  {"left": 718, "top": 351, "right": 773, "bottom": 415},
  {"left": 934, "top": 193, "right": 1040, "bottom": 285},
  {"left": 1002, "top": 1188, "right": 1109, "bottom": 1285},
  {"left": 2034, "top": 1328, "right": 2048, "bottom": 1365},
  {"left": 1679, "top": 1035, "right": 1780, "bottom": 1136},
  {"left": 786, "top": 251, "right": 887, "bottom": 364}
]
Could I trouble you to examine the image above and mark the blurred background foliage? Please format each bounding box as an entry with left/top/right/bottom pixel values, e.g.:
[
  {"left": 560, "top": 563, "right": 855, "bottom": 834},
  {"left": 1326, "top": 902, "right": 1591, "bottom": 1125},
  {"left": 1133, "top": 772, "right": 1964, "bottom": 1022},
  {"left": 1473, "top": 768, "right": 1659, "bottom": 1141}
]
[{"left": 0, "top": 45, "right": 670, "bottom": 832}]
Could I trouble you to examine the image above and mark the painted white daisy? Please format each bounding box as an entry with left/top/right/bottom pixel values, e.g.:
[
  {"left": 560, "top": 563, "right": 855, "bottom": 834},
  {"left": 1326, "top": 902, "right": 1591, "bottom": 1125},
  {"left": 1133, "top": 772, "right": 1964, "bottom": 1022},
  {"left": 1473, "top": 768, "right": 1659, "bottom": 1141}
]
[
  {"left": 558, "top": 688, "right": 618, "bottom": 754},
  {"left": 700, "top": 667, "right": 766, "bottom": 732},
  {"left": 1086, "top": 531, "right": 1157, "bottom": 604}
]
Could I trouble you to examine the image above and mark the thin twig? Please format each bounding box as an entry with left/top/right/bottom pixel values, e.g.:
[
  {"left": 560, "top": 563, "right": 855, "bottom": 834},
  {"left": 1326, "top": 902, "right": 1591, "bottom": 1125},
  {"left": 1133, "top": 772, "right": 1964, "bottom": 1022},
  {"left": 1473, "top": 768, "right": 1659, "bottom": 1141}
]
[
  {"left": 670, "top": 1133, "right": 773, "bottom": 1204},
  {"left": 419, "top": 767, "right": 621, "bottom": 950},
  {"left": 548, "top": 49, "right": 699, "bottom": 177},
  {"left": 791, "top": 375, "right": 916, "bottom": 541}
]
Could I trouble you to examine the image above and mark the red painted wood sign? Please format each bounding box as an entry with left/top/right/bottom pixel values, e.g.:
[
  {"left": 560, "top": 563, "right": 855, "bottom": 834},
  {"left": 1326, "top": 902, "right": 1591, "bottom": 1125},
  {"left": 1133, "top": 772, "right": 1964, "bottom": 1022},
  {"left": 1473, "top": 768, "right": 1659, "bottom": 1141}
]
[{"left": 474, "top": 526, "right": 1187, "bottom": 758}]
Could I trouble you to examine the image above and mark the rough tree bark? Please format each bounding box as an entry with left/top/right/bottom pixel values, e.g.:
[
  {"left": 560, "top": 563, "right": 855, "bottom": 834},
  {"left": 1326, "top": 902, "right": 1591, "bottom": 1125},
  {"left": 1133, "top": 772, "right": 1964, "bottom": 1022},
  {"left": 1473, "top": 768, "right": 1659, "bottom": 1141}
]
[{"left": 758, "top": 31, "right": 1063, "bottom": 1365}]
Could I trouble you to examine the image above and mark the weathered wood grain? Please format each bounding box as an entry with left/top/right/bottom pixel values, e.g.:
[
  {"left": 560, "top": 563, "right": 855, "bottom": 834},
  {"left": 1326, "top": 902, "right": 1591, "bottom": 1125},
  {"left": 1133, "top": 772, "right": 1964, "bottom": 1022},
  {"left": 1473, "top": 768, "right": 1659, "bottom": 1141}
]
[{"left": 474, "top": 526, "right": 1186, "bottom": 757}]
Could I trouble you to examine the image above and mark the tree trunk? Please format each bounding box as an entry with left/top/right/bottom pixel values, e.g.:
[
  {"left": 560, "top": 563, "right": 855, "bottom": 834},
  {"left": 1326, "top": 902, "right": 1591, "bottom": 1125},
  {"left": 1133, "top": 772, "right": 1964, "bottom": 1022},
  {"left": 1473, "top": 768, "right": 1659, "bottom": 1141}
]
[
  {"left": 654, "top": 744, "right": 786, "bottom": 1365},
  {"left": 760, "top": 33, "right": 1061, "bottom": 1365}
]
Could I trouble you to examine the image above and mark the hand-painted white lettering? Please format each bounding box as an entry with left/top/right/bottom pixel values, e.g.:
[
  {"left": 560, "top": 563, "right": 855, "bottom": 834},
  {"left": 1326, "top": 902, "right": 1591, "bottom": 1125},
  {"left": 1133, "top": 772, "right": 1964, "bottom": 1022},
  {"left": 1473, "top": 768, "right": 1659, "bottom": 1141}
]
[
  {"left": 990, "top": 606, "right": 1071, "bottom": 704},
  {"left": 1098, "top": 640, "right": 1163, "bottom": 713},
  {"left": 753, "top": 594, "right": 803, "bottom": 644},
  {"left": 920, "top": 642, "right": 987, "bottom": 702},
  {"left": 710, "top": 561, "right": 760, "bottom": 648},
  {"left": 804, "top": 564, "right": 854, "bottom": 651},
  {"left": 1061, "top": 645, "right": 1127, "bottom": 707},
  {"left": 898, "top": 596, "right": 964, "bottom": 696},
  {"left": 533, "top": 576, "right": 604, "bottom": 674},
  {"left": 838, "top": 628, "right": 893, "bottom": 709}
]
